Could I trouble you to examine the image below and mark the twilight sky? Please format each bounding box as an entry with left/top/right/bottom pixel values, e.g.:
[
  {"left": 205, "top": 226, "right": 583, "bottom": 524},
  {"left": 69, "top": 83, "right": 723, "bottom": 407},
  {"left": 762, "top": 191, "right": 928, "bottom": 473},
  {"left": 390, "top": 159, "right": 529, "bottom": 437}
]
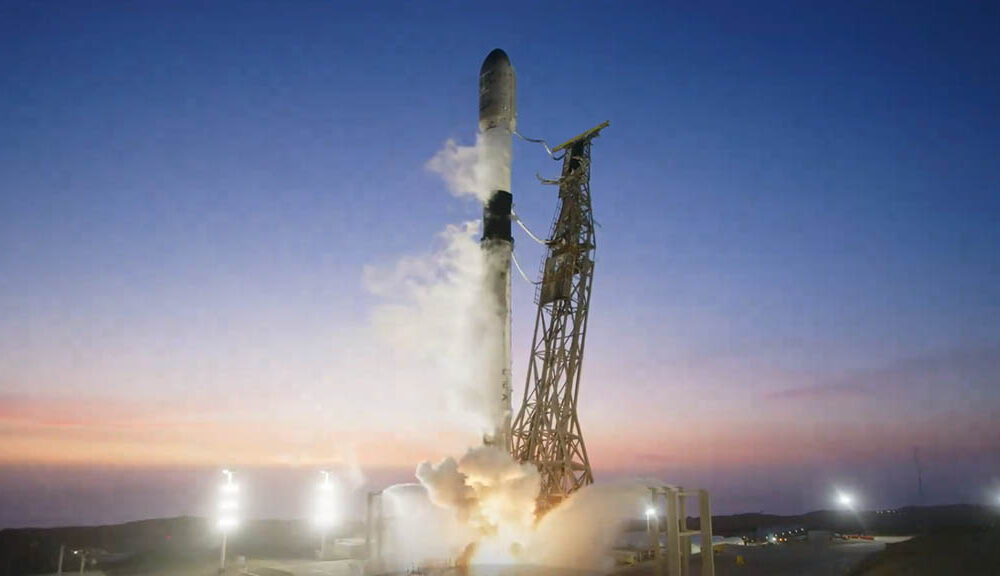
[{"left": 1, "top": 1, "right": 999, "bottom": 527}]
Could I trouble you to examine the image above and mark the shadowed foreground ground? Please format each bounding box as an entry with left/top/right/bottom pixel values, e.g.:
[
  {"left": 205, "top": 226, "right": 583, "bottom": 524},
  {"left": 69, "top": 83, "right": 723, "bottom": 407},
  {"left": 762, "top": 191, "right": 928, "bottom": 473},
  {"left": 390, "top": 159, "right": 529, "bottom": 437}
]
[
  {"left": 4, "top": 508, "right": 997, "bottom": 576},
  {"left": 620, "top": 539, "right": 883, "bottom": 576},
  {"left": 621, "top": 527, "right": 1000, "bottom": 576},
  {"left": 848, "top": 527, "right": 1000, "bottom": 576}
]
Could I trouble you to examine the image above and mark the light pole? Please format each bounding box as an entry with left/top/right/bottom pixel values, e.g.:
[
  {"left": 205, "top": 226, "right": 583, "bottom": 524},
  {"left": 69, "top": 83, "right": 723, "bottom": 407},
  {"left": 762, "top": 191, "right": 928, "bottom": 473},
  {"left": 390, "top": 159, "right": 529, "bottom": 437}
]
[
  {"left": 73, "top": 550, "right": 86, "bottom": 575},
  {"left": 218, "top": 470, "right": 239, "bottom": 572},
  {"left": 645, "top": 506, "right": 659, "bottom": 560},
  {"left": 316, "top": 471, "right": 335, "bottom": 559}
]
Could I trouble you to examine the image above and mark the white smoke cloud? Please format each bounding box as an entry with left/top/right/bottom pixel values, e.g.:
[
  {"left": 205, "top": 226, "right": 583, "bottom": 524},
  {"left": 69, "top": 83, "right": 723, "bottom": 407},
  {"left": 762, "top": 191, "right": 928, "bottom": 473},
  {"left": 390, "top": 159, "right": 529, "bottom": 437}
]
[
  {"left": 379, "top": 483, "right": 468, "bottom": 570},
  {"left": 426, "top": 131, "right": 512, "bottom": 203},
  {"left": 527, "top": 483, "right": 649, "bottom": 571},
  {"left": 416, "top": 445, "right": 539, "bottom": 565},
  {"left": 363, "top": 221, "right": 504, "bottom": 437},
  {"left": 426, "top": 138, "right": 483, "bottom": 200}
]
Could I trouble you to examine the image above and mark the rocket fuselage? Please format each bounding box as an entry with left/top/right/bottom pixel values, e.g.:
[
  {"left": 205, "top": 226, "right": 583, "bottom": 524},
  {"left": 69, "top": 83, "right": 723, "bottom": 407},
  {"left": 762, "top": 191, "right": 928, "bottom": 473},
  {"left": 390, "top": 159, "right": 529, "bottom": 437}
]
[
  {"left": 479, "top": 49, "right": 516, "bottom": 134},
  {"left": 479, "top": 49, "right": 515, "bottom": 452}
]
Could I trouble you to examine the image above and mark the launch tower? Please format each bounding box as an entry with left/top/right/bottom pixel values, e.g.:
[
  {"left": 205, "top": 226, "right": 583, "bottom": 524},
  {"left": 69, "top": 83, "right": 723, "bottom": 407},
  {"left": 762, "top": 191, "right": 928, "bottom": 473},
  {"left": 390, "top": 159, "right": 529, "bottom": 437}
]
[{"left": 511, "top": 122, "right": 608, "bottom": 511}]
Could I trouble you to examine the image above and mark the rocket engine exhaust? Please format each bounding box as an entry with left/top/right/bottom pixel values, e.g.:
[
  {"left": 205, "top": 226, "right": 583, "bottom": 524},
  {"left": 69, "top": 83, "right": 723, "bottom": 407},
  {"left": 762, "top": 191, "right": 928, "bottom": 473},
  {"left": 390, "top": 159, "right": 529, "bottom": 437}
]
[{"left": 478, "top": 48, "right": 516, "bottom": 452}]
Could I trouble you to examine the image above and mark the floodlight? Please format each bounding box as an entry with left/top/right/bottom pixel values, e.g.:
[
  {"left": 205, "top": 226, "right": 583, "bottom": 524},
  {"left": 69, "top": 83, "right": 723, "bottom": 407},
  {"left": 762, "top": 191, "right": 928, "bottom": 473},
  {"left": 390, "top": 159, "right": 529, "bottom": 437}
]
[
  {"left": 837, "top": 491, "right": 853, "bottom": 508},
  {"left": 217, "top": 470, "right": 239, "bottom": 570},
  {"left": 315, "top": 471, "right": 338, "bottom": 558}
]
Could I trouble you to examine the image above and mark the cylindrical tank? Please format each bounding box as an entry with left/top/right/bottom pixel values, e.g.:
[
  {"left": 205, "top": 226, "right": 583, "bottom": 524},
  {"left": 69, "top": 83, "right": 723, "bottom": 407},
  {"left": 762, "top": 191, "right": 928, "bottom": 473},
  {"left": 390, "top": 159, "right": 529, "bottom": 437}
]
[
  {"left": 479, "top": 48, "right": 516, "bottom": 133},
  {"left": 478, "top": 49, "right": 516, "bottom": 453}
]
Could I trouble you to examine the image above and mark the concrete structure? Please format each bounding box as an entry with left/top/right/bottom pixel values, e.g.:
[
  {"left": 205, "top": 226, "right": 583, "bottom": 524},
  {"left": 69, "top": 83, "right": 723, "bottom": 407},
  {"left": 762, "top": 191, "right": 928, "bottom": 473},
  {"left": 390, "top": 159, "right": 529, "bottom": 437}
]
[
  {"left": 364, "top": 491, "right": 383, "bottom": 574},
  {"left": 332, "top": 538, "right": 367, "bottom": 559},
  {"left": 511, "top": 121, "right": 608, "bottom": 510},
  {"left": 478, "top": 48, "right": 516, "bottom": 453},
  {"left": 645, "top": 486, "right": 715, "bottom": 576}
]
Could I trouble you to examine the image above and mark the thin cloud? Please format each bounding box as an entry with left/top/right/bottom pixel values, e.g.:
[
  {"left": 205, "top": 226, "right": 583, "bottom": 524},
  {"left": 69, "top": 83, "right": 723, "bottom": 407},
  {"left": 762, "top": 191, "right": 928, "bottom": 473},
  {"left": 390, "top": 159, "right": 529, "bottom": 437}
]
[
  {"left": 766, "top": 381, "right": 871, "bottom": 401},
  {"left": 766, "top": 344, "right": 1000, "bottom": 403}
]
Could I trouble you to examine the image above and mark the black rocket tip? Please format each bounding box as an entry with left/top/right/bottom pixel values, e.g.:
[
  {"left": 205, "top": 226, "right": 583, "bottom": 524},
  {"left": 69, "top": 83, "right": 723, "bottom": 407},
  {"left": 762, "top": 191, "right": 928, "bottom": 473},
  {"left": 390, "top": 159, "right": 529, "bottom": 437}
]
[{"left": 481, "top": 49, "right": 511, "bottom": 72}]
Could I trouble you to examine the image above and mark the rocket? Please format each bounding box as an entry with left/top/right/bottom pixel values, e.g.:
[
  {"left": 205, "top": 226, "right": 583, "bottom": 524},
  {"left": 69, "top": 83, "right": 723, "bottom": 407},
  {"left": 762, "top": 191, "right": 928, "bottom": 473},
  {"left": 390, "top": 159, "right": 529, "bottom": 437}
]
[{"left": 479, "top": 49, "right": 515, "bottom": 452}]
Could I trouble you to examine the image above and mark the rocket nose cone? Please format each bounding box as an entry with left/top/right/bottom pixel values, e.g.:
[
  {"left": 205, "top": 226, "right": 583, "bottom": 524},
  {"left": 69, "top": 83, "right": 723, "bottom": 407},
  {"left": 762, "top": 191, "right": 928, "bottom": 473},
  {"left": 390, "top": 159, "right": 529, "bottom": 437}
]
[
  {"left": 479, "top": 48, "right": 516, "bottom": 131},
  {"left": 481, "top": 48, "right": 511, "bottom": 74}
]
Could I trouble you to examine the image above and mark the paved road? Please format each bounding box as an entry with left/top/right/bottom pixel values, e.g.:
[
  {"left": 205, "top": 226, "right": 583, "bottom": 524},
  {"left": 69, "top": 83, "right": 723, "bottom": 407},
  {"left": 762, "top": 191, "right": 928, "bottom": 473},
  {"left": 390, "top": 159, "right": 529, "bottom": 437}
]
[{"left": 618, "top": 540, "right": 884, "bottom": 576}]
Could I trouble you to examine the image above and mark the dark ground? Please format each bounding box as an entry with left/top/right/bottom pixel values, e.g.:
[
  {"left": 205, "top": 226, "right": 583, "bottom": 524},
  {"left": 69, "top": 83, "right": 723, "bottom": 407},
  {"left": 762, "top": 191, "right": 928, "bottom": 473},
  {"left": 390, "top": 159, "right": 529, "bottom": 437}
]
[
  {"left": 0, "top": 517, "right": 362, "bottom": 576},
  {"left": 2, "top": 506, "right": 997, "bottom": 575},
  {"left": 619, "top": 539, "right": 884, "bottom": 576},
  {"left": 619, "top": 526, "right": 1000, "bottom": 576},
  {"left": 849, "top": 527, "right": 1000, "bottom": 576}
]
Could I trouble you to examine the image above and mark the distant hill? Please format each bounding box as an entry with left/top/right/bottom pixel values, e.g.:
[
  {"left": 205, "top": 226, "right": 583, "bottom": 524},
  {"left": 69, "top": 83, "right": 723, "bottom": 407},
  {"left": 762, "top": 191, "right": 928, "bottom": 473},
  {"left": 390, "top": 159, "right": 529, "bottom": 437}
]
[
  {"left": 0, "top": 516, "right": 210, "bottom": 575},
  {"left": 615, "top": 504, "right": 997, "bottom": 537},
  {"left": 704, "top": 504, "right": 998, "bottom": 536}
]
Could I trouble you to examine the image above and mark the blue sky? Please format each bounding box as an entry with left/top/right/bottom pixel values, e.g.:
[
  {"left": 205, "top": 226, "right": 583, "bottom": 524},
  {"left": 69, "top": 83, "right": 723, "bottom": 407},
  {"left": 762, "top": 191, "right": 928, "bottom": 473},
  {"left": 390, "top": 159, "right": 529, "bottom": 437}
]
[{"left": 1, "top": 1, "right": 998, "bottom": 525}]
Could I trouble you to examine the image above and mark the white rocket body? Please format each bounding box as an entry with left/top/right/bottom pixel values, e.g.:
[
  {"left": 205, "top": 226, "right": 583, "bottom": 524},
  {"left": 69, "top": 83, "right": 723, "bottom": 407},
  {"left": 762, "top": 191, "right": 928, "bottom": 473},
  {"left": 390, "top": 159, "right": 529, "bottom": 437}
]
[{"left": 478, "top": 49, "right": 516, "bottom": 451}]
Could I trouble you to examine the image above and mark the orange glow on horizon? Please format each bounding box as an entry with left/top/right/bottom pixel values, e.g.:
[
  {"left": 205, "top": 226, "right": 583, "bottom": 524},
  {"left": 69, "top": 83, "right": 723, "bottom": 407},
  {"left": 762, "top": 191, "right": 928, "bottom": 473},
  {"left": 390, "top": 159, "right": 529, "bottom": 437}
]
[{"left": 3, "top": 392, "right": 997, "bottom": 472}]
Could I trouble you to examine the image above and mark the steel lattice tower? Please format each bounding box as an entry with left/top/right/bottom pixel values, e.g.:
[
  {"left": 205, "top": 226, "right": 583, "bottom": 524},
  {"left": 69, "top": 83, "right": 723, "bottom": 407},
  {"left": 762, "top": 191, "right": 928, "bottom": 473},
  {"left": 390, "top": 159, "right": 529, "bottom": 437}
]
[{"left": 511, "top": 122, "right": 607, "bottom": 511}]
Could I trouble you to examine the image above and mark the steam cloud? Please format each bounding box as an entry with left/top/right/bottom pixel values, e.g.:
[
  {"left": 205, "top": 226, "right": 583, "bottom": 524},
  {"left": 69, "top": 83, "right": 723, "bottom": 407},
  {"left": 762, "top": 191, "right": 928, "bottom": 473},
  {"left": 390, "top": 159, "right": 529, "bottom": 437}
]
[
  {"left": 417, "top": 445, "right": 539, "bottom": 564},
  {"left": 409, "top": 446, "right": 649, "bottom": 570},
  {"left": 364, "top": 221, "right": 504, "bottom": 436},
  {"left": 426, "top": 132, "right": 512, "bottom": 203}
]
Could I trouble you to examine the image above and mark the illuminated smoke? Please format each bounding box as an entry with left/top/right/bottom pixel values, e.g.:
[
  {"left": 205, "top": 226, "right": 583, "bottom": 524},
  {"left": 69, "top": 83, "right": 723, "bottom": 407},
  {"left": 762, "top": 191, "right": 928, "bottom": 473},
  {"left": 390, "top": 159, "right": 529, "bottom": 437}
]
[
  {"left": 527, "top": 484, "right": 649, "bottom": 570},
  {"left": 364, "top": 221, "right": 504, "bottom": 437},
  {"left": 414, "top": 446, "right": 649, "bottom": 570},
  {"left": 380, "top": 484, "right": 466, "bottom": 569},
  {"left": 416, "top": 445, "right": 539, "bottom": 565}
]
